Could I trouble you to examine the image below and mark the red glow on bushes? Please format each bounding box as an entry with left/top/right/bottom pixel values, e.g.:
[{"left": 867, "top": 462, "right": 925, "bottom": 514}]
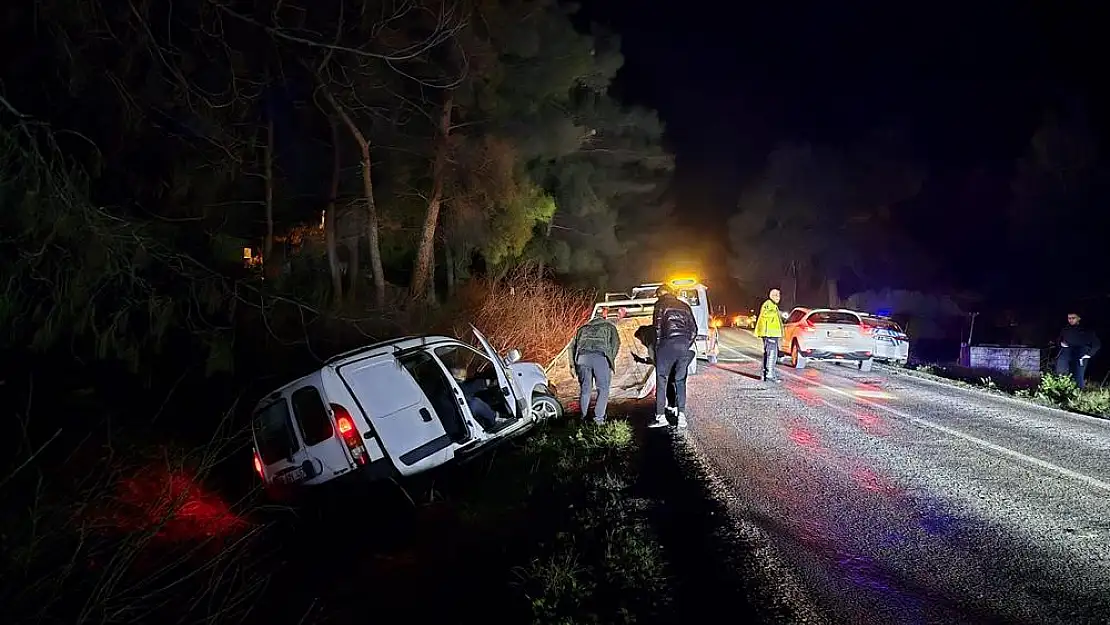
[{"left": 106, "top": 465, "right": 248, "bottom": 543}]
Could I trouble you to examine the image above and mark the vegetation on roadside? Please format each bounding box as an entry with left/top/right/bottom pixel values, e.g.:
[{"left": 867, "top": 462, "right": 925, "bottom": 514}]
[
  {"left": 0, "top": 262, "right": 652, "bottom": 624},
  {"left": 1017, "top": 373, "right": 1110, "bottom": 418},
  {"left": 0, "top": 406, "right": 268, "bottom": 624},
  {"left": 504, "top": 420, "right": 669, "bottom": 623},
  {"left": 1, "top": 388, "right": 669, "bottom": 624},
  {"left": 902, "top": 363, "right": 1110, "bottom": 419}
]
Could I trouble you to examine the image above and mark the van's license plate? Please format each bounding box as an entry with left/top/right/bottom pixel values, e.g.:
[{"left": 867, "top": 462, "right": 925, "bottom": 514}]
[{"left": 276, "top": 467, "right": 306, "bottom": 485}]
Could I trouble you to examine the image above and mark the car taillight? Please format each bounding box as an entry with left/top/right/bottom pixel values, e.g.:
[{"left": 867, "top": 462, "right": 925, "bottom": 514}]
[
  {"left": 331, "top": 403, "right": 368, "bottom": 466},
  {"left": 859, "top": 324, "right": 872, "bottom": 336},
  {"left": 802, "top": 318, "right": 816, "bottom": 331},
  {"left": 252, "top": 450, "right": 264, "bottom": 479}
]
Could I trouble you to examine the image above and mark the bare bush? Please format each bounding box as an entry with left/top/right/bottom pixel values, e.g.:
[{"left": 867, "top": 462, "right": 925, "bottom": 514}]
[{"left": 454, "top": 266, "right": 595, "bottom": 365}]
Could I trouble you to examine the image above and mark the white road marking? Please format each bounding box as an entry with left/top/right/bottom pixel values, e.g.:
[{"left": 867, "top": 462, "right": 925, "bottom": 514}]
[{"left": 714, "top": 340, "right": 1110, "bottom": 496}]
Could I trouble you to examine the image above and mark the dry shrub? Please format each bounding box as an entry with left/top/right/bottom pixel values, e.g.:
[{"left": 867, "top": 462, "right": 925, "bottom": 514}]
[{"left": 455, "top": 266, "right": 595, "bottom": 366}]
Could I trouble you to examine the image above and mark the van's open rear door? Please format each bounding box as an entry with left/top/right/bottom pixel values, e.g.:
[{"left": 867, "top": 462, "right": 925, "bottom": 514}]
[{"left": 337, "top": 358, "right": 454, "bottom": 476}]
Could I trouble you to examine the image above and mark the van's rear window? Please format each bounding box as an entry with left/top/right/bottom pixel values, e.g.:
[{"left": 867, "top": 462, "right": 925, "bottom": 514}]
[
  {"left": 254, "top": 398, "right": 300, "bottom": 464},
  {"left": 808, "top": 312, "right": 860, "bottom": 325},
  {"left": 291, "top": 386, "right": 333, "bottom": 447}
]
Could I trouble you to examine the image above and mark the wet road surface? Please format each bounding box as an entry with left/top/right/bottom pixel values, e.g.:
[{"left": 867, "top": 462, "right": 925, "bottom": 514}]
[{"left": 681, "top": 328, "right": 1110, "bottom": 625}]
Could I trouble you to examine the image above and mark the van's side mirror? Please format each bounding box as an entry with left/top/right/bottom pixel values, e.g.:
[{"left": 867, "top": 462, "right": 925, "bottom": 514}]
[{"left": 504, "top": 348, "right": 522, "bottom": 365}]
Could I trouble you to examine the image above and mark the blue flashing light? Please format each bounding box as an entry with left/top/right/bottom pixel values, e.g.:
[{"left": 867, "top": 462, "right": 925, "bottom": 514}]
[{"left": 875, "top": 308, "right": 892, "bottom": 318}]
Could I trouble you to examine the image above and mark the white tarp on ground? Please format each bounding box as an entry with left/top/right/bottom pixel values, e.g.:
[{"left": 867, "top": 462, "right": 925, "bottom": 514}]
[{"left": 546, "top": 317, "right": 658, "bottom": 405}]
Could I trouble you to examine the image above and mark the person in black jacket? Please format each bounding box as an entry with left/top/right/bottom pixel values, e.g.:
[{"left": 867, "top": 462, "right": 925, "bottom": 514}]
[
  {"left": 633, "top": 324, "right": 678, "bottom": 411},
  {"left": 1056, "top": 312, "right": 1101, "bottom": 389},
  {"left": 649, "top": 284, "right": 697, "bottom": 429}
]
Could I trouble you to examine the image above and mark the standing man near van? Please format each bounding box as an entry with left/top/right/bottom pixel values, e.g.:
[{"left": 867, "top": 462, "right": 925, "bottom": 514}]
[
  {"left": 754, "top": 288, "right": 783, "bottom": 382},
  {"left": 570, "top": 308, "right": 621, "bottom": 424},
  {"left": 649, "top": 284, "right": 697, "bottom": 429}
]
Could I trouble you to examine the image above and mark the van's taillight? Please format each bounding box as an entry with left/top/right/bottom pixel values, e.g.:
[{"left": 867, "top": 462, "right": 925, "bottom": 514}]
[
  {"left": 252, "top": 450, "right": 264, "bottom": 479},
  {"left": 331, "top": 403, "right": 368, "bottom": 466}
]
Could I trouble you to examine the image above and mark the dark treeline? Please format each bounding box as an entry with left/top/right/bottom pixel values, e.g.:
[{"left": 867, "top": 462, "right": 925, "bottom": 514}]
[{"left": 0, "top": 0, "right": 674, "bottom": 381}]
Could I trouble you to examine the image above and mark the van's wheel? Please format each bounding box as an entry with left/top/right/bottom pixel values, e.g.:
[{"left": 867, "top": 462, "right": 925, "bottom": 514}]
[
  {"left": 859, "top": 358, "right": 874, "bottom": 373},
  {"left": 791, "top": 341, "right": 807, "bottom": 369},
  {"left": 531, "top": 393, "right": 563, "bottom": 421}
]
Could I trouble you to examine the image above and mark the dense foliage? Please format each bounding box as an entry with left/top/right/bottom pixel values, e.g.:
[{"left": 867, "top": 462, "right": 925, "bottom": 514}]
[{"left": 0, "top": 0, "right": 673, "bottom": 367}]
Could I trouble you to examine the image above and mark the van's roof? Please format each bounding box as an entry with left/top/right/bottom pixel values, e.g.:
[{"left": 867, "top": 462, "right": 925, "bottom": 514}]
[
  {"left": 253, "top": 334, "right": 463, "bottom": 410},
  {"left": 323, "top": 334, "right": 458, "bottom": 366}
]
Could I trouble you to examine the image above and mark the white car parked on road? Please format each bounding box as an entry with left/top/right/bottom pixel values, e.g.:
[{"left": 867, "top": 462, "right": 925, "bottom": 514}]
[
  {"left": 780, "top": 308, "right": 876, "bottom": 372},
  {"left": 861, "top": 314, "right": 910, "bottom": 366},
  {"left": 250, "top": 326, "right": 561, "bottom": 499}
]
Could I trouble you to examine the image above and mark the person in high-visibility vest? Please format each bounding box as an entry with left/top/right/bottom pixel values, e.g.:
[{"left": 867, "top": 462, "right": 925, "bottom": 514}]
[{"left": 753, "top": 288, "right": 783, "bottom": 382}]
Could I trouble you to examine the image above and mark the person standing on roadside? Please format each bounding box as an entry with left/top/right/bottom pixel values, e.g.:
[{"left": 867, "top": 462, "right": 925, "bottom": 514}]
[
  {"left": 754, "top": 288, "right": 783, "bottom": 382},
  {"left": 649, "top": 284, "right": 697, "bottom": 429},
  {"left": 570, "top": 308, "right": 621, "bottom": 424},
  {"left": 1056, "top": 311, "right": 1100, "bottom": 390}
]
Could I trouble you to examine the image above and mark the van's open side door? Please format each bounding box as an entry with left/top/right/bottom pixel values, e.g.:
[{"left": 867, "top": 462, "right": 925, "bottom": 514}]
[{"left": 470, "top": 325, "right": 526, "bottom": 418}]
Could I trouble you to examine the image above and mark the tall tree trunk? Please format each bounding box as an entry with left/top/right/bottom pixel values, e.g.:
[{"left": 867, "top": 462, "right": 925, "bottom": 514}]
[
  {"left": 322, "top": 88, "right": 385, "bottom": 308},
  {"left": 426, "top": 233, "right": 438, "bottom": 305},
  {"left": 325, "top": 118, "right": 343, "bottom": 305},
  {"left": 445, "top": 241, "right": 456, "bottom": 296},
  {"left": 410, "top": 95, "right": 453, "bottom": 300},
  {"left": 263, "top": 117, "right": 275, "bottom": 273},
  {"left": 348, "top": 238, "right": 360, "bottom": 299}
]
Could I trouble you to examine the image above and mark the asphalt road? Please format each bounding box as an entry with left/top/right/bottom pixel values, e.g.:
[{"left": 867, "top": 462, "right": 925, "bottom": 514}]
[{"left": 681, "top": 328, "right": 1110, "bottom": 625}]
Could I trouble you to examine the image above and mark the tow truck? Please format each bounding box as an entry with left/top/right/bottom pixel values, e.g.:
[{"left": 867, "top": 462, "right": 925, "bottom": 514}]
[{"left": 595, "top": 275, "right": 720, "bottom": 367}]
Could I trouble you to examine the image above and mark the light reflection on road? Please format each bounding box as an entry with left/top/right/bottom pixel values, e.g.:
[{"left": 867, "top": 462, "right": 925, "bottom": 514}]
[{"left": 711, "top": 331, "right": 979, "bottom": 623}]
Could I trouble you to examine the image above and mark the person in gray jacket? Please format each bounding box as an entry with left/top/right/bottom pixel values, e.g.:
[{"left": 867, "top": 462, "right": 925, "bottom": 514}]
[{"left": 570, "top": 308, "right": 621, "bottom": 424}]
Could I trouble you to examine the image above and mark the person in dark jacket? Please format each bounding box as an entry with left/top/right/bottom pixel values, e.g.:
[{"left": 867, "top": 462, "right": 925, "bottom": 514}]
[
  {"left": 1056, "top": 312, "right": 1100, "bottom": 389},
  {"left": 570, "top": 308, "right": 621, "bottom": 424},
  {"left": 633, "top": 324, "right": 677, "bottom": 410},
  {"left": 649, "top": 285, "right": 697, "bottom": 429}
]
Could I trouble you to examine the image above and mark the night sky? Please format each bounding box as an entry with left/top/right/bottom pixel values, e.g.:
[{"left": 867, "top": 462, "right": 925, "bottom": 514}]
[{"left": 576, "top": 1, "right": 1110, "bottom": 305}]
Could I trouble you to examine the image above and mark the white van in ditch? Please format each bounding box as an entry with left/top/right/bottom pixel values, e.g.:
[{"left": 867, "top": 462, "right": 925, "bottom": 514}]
[{"left": 250, "top": 326, "right": 562, "bottom": 497}]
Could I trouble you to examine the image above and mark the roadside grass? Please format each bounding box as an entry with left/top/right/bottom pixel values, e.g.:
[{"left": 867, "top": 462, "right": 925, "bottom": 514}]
[
  {"left": 902, "top": 363, "right": 1110, "bottom": 419},
  {"left": 474, "top": 419, "right": 669, "bottom": 623},
  {"left": 0, "top": 403, "right": 269, "bottom": 625}
]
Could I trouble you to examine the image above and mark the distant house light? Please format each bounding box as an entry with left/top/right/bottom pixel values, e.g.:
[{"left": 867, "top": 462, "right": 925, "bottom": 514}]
[{"left": 242, "top": 247, "right": 252, "bottom": 260}]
